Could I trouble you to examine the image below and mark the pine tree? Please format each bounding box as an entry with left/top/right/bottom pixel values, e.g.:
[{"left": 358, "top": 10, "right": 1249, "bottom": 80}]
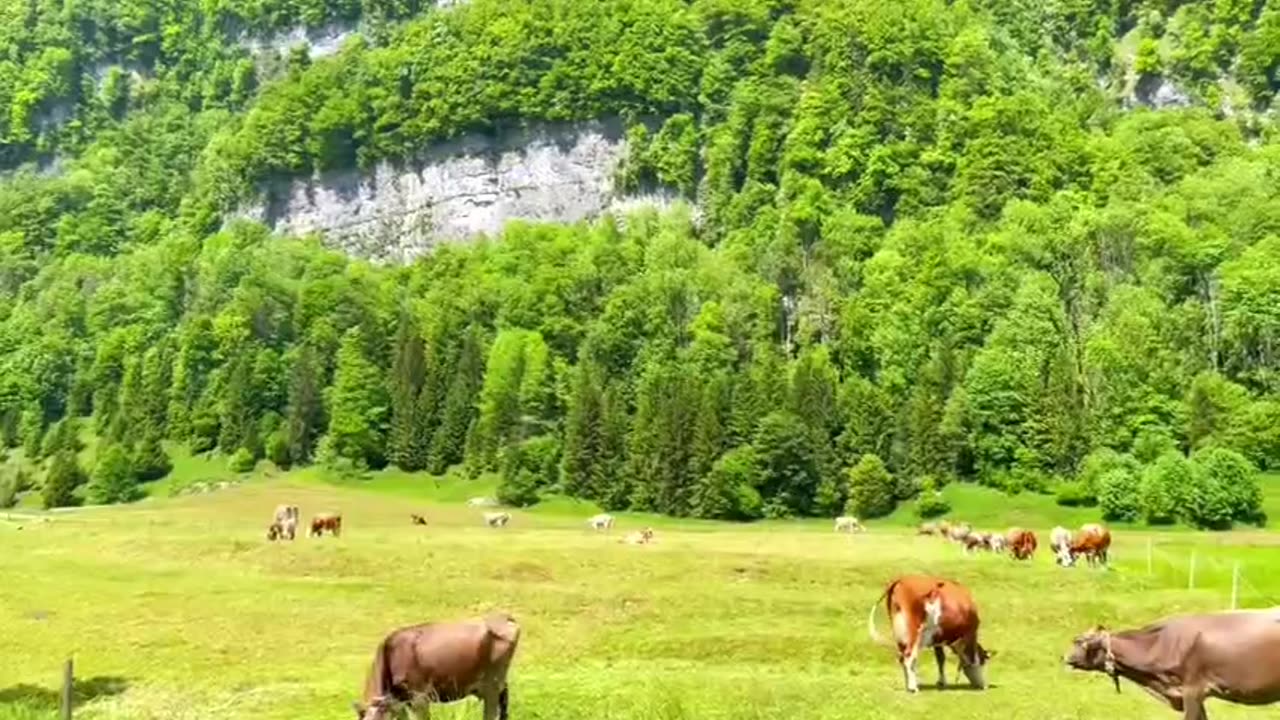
[
  {"left": 429, "top": 325, "right": 484, "bottom": 473},
  {"left": 132, "top": 431, "right": 173, "bottom": 482},
  {"left": 469, "top": 330, "right": 530, "bottom": 472},
  {"left": 691, "top": 373, "right": 730, "bottom": 482},
  {"left": 596, "top": 381, "right": 631, "bottom": 510},
  {"left": 19, "top": 402, "right": 44, "bottom": 460},
  {"left": 42, "top": 449, "right": 86, "bottom": 509},
  {"left": 561, "top": 360, "right": 605, "bottom": 498},
  {"left": 388, "top": 309, "right": 427, "bottom": 471},
  {"left": 627, "top": 358, "right": 698, "bottom": 515},
  {"left": 111, "top": 356, "right": 145, "bottom": 447},
  {"left": 88, "top": 444, "right": 139, "bottom": 505},
  {"left": 139, "top": 343, "right": 172, "bottom": 440},
  {"left": 322, "top": 328, "right": 389, "bottom": 468},
  {"left": 218, "top": 357, "right": 257, "bottom": 456},
  {"left": 285, "top": 345, "right": 324, "bottom": 466}
]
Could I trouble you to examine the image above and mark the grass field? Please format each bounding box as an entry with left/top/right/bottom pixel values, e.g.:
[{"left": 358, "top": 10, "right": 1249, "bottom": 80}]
[{"left": 4, "top": 471, "right": 1280, "bottom": 720}]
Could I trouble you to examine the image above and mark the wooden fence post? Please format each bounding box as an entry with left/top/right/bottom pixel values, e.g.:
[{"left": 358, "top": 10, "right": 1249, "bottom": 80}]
[
  {"left": 1188, "top": 551, "right": 1197, "bottom": 590},
  {"left": 1146, "top": 537, "right": 1153, "bottom": 575},
  {"left": 61, "top": 657, "right": 73, "bottom": 720},
  {"left": 1231, "top": 562, "right": 1240, "bottom": 610}
]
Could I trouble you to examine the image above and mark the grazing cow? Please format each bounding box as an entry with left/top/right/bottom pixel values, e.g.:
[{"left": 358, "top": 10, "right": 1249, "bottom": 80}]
[
  {"left": 835, "top": 516, "right": 864, "bottom": 533},
  {"left": 1065, "top": 523, "right": 1112, "bottom": 568},
  {"left": 987, "top": 533, "right": 1007, "bottom": 553},
  {"left": 273, "top": 504, "right": 300, "bottom": 541},
  {"left": 947, "top": 522, "right": 972, "bottom": 544},
  {"left": 354, "top": 613, "right": 521, "bottom": 720},
  {"left": 1005, "top": 527, "right": 1037, "bottom": 560},
  {"left": 868, "top": 575, "right": 994, "bottom": 693},
  {"left": 1064, "top": 610, "right": 1280, "bottom": 718},
  {"left": 266, "top": 522, "right": 283, "bottom": 541},
  {"left": 484, "top": 512, "right": 511, "bottom": 528},
  {"left": 963, "top": 532, "right": 990, "bottom": 554},
  {"left": 587, "top": 513, "right": 614, "bottom": 531},
  {"left": 467, "top": 497, "right": 498, "bottom": 508},
  {"left": 1050, "top": 525, "right": 1072, "bottom": 564},
  {"left": 410, "top": 514, "right": 428, "bottom": 526},
  {"left": 621, "top": 528, "right": 655, "bottom": 545},
  {"left": 310, "top": 513, "right": 342, "bottom": 538},
  {"left": 917, "top": 522, "right": 938, "bottom": 536}
]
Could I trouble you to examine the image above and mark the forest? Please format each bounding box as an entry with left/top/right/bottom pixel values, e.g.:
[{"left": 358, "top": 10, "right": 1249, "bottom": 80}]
[{"left": 1, "top": 0, "right": 1280, "bottom": 528}]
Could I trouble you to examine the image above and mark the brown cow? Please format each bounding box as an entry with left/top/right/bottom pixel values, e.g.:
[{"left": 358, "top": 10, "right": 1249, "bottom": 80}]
[
  {"left": 1005, "top": 527, "right": 1037, "bottom": 560},
  {"left": 310, "top": 513, "right": 342, "bottom": 537},
  {"left": 1064, "top": 610, "right": 1280, "bottom": 718},
  {"left": 266, "top": 522, "right": 283, "bottom": 541},
  {"left": 410, "top": 514, "right": 428, "bottom": 526},
  {"left": 1064, "top": 523, "right": 1111, "bottom": 568},
  {"left": 354, "top": 613, "right": 521, "bottom": 720},
  {"left": 868, "top": 575, "right": 994, "bottom": 693}
]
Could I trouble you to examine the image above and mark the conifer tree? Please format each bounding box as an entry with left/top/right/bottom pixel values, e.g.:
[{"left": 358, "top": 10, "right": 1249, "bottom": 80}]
[
  {"left": 429, "top": 325, "right": 484, "bottom": 473},
  {"left": 42, "top": 449, "right": 86, "bottom": 509},
  {"left": 387, "top": 309, "right": 427, "bottom": 471},
  {"left": 561, "top": 360, "right": 605, "bottom": 498},
  {"left": 285, "top": 345, "right": 324, "bottom": 466},
  {"left": 88, "top": 444, "right": 139, "bottom": 505},
  {"left": 323, "top": 328, "right": 389, "bottom": 468}
]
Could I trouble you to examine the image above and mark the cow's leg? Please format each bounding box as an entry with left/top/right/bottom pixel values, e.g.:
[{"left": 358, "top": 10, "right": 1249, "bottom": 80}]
[
  {"left": 1182, "top": 694, "right": 1207, "bottom": 720},
  {"left": 481, "top": 689, "right": 500, "bottom": 720},
  {"left": 933, "top": 645, "right": 947, "bottom": 688},
  {"left": 499, "top": 686, "right": 510, "bottom": 720}
]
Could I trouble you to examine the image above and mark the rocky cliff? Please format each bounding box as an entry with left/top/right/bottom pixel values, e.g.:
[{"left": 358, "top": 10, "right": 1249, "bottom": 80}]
[{"left": 235, "top": 118, "right": 679, "bottom": 263}]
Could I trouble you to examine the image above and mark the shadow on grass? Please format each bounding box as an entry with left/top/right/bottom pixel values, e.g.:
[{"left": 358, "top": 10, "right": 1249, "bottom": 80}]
[
  {"left": 0, "top": 676, "right": 129, "bottom": 712},
  {"left": 916, "top": 682, "right": 999, "bottom": 692}
]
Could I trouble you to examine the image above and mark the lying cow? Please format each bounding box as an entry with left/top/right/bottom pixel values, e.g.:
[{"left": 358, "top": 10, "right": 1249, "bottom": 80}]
[
  {"left": 467, "top": 497, "right": 498, "bottom": 508},
  {"left": 622, "top": 528, "right": 655, "bottom": 545},
  {"left": 310, "top": 512, "right": 342, "bottom": 538},
  {"left": 835, "top": 516, "right": 864, "bottom": 533},
  {"left": 354, "top": 612, "right": 521, "bottom": 720},
  {"left": 1005, "top": 527, "right": 1037, "bottom": 560},
  {"left": 1064, "top": 523, "right": 1111, "bottom": 568},
  {"left": 587, "top": 513, "right": 614, "bottom": 531},
  {"left": 274, "top": 504, "right": 299, "bottom": 541},
  {"left": 868, "top": 575, "right": 994, "bottom": 693},
  {"left": 1064, "top": 610, "right": 1280, "bottom": 717},
  {"left": 484, "top": 512, "right": 511, "bottom": 528},
  {"left": 410, "top": 514, "right": 428, "bottom": 526},
  {"left": 917, "top": 522, "right": 938, "bottom": 536}
]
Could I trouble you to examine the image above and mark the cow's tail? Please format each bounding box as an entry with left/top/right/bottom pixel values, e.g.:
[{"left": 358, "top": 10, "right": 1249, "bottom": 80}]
[{"left": 867, "top": 581, "right": 896, "bottom": 646}]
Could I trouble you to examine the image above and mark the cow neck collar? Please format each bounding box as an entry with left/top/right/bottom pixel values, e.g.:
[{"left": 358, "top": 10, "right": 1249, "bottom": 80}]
[
  {"left": 1101, "top": 631, "right": 1120, "bottom": 692},
  {"left": 1105, "top": 629, "right": 1171, "bottom": 698}
]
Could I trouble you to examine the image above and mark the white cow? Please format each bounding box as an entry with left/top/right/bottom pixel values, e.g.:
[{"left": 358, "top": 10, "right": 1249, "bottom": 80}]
[
  {"left": 484, "top": 511, "right": 511, "bottom": 528},
  {"left": 947, "top": 522, "right": 972, "bottom": 543},
  {"left": 621, "top": 528, "right": 655, "bottom": 545},
  {"left": 273, "top": 504, "right": 299, "bottom": 541},
  {"left": 467, "top": 497, "right": 499, "bottom": 508},
  {"left": 587, "top": 513, "right": 615, "bottom": 531},
  {"left": 987, "top": 533, "right": 1007, "bottom": 553},
  {"left": 835, "top": 516, "right": 865, "bottom": 533},
  {"left": 1050, "top": 525, "right": 1072, "bottom": 565}
]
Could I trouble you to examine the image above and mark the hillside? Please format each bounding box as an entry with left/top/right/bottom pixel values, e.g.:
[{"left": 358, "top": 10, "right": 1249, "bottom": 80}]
[{"left": 1, "top": 0, "right": 1280, "bottom": 529}]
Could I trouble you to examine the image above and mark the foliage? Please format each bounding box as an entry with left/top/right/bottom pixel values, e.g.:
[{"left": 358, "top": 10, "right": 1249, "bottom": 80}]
[
  {"left": 42, "top": 450, "right": 85, "bottom": 509},
  {"left": 1185, "top": 447, "right": 1264, "bottom": 529},
  {"left": 845, "top": 454, "right": 895, "bottom": 520},
  {"left": 693, "top": 446, "right": 764, "bottom": 521},
  {"left": 913, "top": 489, "right": 951, "bottom": 519},
  {"left": 1139, "top": 451, "right": 1192, "bottom": 525},
  {"left": 133, "top": 433, "right": 174, "bottom": 482},
  {"left": 227, "top": 447, "right": 257, "bottom": 474},
  {"left": 87, "top": 444, "right": 140, "bottom": 505},
  {"left": 1054, "top": 481, "right": 1093, "bottom": 508},
  {"left": 1098, "top": 467, "right": 1142, "bottom": 522}
]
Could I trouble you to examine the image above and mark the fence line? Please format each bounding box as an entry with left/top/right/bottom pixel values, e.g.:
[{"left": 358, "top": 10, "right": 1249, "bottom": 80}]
[{"left": 1134, "top": 542, "right": 1280, "bottom": 610}]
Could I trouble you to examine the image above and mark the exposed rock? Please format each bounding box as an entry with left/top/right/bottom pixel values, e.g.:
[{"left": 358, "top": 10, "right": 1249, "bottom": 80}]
[
  {"left": 235, "top": 118, "right": 684, "bottom": 263},
  {"left": 239, "top": 22, "right": 357, "bottom": 60},
  {"left": 1129, "top": 75, "right": 1193, "bottom": 110}
]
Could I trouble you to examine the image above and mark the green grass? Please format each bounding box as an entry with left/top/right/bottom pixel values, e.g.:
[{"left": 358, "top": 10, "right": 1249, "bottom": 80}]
[{"left": 4, "top": 472, "right": 1280, "bottom": 720}]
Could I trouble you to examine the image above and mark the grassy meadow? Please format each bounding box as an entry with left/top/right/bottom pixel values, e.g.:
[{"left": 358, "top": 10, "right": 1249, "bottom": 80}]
[{"left": 4, "top": 469, "right": 1280, "bottom": 720}]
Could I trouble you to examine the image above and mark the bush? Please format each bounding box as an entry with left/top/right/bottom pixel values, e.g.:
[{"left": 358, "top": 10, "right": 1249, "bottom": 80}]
[
  {"left": 266, "top": 430, "right": 291, "bottom": 469},
  {"left": 693, "top": 446, "right": 764, "bottom": 521},
  {"left": 227, "top": 447, "right": 256, "bottom": 474},
  {"left": 42, "top": 450, "right": 86, "bottom": 509},
  {"left": 1133, "top": 428, "right": 1179, "bottom": 464},
  {"left": 1098, "top": 467, "right": 1141, "bottom": 522},
  {"left": 132, "top": 433, "right": 173, "bottom": 482},
  {"left": 1139, "top": 452, "right": 1191, "bottom": 525},
  {"left": 914, "top": 492, "right": 950, "bottom": 519},
  {"left": 1055, "top": 481, "right": 1093, "bottom": 507},
  {"left": 1186, "top": 447, "right": 1263, "bottom": 529},
  {"left": 497, "top": 444, "right": 540, "bottom": 508},
  {"left": 845, "top": 454, "right": 895, "bottom": 519},
  {"left": 0, "top": 475, "right": 17, "bottom": 509},
  {"left": 1080, "top": 448, "right": 1139, "bottom": 501},
  {"left": 87, "top": 444, "right": 140, "bottom": 505}
]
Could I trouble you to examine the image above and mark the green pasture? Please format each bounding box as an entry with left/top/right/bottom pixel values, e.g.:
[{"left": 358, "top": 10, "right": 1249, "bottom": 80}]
[{"left": 4, "top": 470, "right": 1280, "bottom": 719}]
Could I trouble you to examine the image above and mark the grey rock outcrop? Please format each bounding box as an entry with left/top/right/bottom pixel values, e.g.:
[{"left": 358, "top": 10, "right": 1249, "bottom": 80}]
[{"left": 236, "top": 118, "right": 681, "bottom": 263}]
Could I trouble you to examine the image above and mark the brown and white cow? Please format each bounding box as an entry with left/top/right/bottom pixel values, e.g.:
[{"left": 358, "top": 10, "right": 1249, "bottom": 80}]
[
  {"left": 354, "top": 613, "right": 520, "bottom": 720},
  {"left": 869, "top": 575, "right": 994, "bottom": 693},
  {"left": 1065, "top": 610, "right": 1280, "bottom": 718},
  {"left": 621, "top": 528, "right": 655, "bottom": 545},
  {"left": 835, "top": 516, "right": 864, "bottom": 533},
  {"left": 484, "top": 512, "right": 512, "bottom": 528},
  {"left": 947, "top": 522, "right": 973, "bottom": 544},
  {"left": 987, "top": 533, "right": 1007, "bottom": 553},
  {"left": 273, "top": 504, "right": 299, "bottom": 540},
  {"left": 1049, "top": 525, "right": 1071, "bottom": 561},
  {"left": 917, "top": 522, "right": 938, "bottom": 536},
  {"left": 963, "top": 532, "right": 990, "bottom": 554},
  {"left": 1005, "top": 527, "right": 1037, "bottom": 560},
  {"left": 1063, "top": 523, "right": 1111, "bottom": 568},
  {"left": 310, "top": 512, "right": 342, "bottom": 537}
]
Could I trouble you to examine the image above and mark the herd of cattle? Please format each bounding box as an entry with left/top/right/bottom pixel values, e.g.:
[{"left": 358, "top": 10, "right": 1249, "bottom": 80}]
[{"left": 261, "top": 501, "right": 1275, "bottom": 720}]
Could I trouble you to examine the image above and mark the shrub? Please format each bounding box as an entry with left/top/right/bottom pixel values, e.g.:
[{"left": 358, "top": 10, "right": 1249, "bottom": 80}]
[
  {"left": 1055, "top": 481, "right": 1093, "bottom": 507},
  {"left": 227, "top": 447, "right": 256, "bottom": 474},
  {"left": 497, "top": 444, "right": 540, "bottom": 508},
  {"left": 87, "top": 444, "right": 140, "bottom": 505},
  {"left": 132, "top": 433, "right": 173, "bottom": 482},
  {"left": 845, "top": 454, "right": 895, "bottom": 519},
  {"left": 1139, "top": 452, "right": 1191, "bottom": 525},
  {"left": 1133, "top": 428, "right": 1179, "bottom": 464},
  {"left": 693, "top": 446, "right": 764, "bottom": 521},
  {"left": 1079, "top": 448, "right": 1139, "bottom": 502},
  {"left": 1098, "top": 467, "right": 1141, "bottom": 522},
  {"left": 1186, "top": 447, "right": 1263, "bottom": 529},
  {"left": 914, "top": 492, "right": 950, "bottom": 519},
  {"left": 0, "top": 475, "right": 17, "bottom": 509},
  {"left": 42, "top": 450, "right": 86, "bottom": 509}
]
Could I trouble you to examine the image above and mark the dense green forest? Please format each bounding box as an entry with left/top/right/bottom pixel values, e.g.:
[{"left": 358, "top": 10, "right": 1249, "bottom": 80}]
[{"left": 2, "top": 0, "right": 1280, "bottom": 528}]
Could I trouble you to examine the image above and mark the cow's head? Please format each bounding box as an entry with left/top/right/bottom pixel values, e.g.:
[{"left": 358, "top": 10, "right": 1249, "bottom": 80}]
[
  {"left": 1055, "top": 546, "right": 1075, "bottom": 567},
  {"left": 1064, "top": 626, "right": 1117, "bottom": 688}
]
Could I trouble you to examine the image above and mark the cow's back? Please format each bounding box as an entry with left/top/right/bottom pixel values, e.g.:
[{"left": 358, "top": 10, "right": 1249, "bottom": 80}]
[
  {"left": 377, "top": 619, "right": 519, "bottom": 703},
  {"left": 887, "top": 575, "right": 980, "bottom": 644}
]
